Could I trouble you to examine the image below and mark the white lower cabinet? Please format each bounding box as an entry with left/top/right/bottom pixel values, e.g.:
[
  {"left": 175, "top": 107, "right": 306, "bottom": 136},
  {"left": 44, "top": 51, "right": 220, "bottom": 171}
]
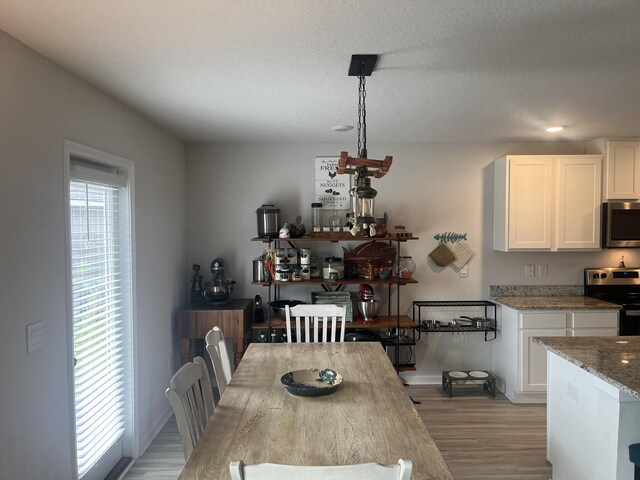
[{"left": 492, "top": 306, "right": 619, "bottom": 403}]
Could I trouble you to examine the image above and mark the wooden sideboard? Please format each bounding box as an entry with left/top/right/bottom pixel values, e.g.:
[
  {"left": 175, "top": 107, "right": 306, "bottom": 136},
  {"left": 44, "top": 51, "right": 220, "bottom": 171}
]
[{"left": 178, "top": 298, "right": 253, "bottom": 368}]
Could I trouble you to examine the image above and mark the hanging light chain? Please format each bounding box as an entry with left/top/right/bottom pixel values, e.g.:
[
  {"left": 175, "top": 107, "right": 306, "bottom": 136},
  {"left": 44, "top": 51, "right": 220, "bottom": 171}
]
[{"left": 357, "top": 63, "right": 368, "bottom": 159}]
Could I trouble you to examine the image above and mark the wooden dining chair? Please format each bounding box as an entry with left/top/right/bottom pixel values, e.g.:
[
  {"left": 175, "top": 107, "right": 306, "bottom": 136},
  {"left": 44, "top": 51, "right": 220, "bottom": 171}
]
[
  {"left": 229, "top": 459, "right": 413, "bottom": 480},
  {"left": 165, "top": 356, "right": 214, "bottom": 461},
  {"left": 205, "top": 326, "right": 233, "bottom": 399},
  {"left": 285, "top": 303, "right": 347, "bottom": 343}
]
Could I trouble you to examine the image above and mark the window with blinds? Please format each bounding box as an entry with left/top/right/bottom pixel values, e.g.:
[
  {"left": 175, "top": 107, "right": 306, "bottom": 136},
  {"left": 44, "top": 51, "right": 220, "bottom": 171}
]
[{"left": 70, "top": 171, "right": 130, "bottom": 479}]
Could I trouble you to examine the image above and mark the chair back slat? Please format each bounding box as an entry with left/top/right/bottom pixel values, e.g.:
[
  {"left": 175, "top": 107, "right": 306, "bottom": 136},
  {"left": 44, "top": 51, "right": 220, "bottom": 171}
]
[{"left": 284, "top": 304, "right": 347, "bottom": 343}]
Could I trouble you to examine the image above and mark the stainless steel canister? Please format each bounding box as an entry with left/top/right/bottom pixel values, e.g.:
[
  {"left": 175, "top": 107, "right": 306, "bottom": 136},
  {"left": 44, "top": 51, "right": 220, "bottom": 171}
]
[
  {"left": 256, "top": 204, "right": 281, "bottom": 238},
  {"left": 253, "top": 257, "right": 266, "bottom": 282}
]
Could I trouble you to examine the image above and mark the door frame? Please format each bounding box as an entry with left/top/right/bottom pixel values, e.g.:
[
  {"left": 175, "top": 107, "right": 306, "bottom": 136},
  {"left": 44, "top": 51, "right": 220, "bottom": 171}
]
[{"left": 63, "top": 140, "right": 138, "bottom": 478}]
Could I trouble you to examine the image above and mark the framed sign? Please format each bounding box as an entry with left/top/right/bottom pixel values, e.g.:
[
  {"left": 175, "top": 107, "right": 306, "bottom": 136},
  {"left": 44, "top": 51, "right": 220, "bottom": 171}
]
[{"left": 314, "top": 156, "right": 350, "bottom": 210}]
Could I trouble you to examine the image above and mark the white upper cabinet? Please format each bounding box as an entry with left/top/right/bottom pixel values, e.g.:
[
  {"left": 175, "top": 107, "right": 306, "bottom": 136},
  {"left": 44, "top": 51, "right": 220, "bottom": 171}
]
[
  {"left": 554, "top": 156, "right": 602, "bottom": 250},
  {"left": 586, "top": 138, "right": 640, "bottom": 200},
  {"left": 493, "top": 155, "right": 602, "bottom": 252}
]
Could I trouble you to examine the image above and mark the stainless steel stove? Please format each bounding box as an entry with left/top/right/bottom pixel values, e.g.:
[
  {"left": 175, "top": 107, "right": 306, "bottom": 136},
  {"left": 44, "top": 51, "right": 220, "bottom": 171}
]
[{"left": 584, "top": 267, "right": 640, "bottom": 335}]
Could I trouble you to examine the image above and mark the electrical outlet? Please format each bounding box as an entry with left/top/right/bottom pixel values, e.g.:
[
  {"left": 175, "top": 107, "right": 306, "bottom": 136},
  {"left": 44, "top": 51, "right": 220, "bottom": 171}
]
[
  {"left": 459, "top": 265, "right": 469, "bottom": 278},
  {"left": 525, "top": 264, "right": 536, "bottom": 277},
  {"left": 539, "top": 264, "right": 548, "bottom": 277},
  {"left": 567, "top": 382, "right": 580, "bottom": 401}
]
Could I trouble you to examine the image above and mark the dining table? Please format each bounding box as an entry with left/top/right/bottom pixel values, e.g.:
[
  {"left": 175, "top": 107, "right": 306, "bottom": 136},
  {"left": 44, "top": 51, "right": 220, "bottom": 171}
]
[{"left": 179, "top": 342, "right": 454, "bottom": 479}]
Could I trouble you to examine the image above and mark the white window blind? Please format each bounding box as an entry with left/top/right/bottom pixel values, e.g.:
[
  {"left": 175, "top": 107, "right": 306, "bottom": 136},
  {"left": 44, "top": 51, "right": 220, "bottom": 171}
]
[{"left": 70, "top": 177, "right": 127, "bottom": 479}]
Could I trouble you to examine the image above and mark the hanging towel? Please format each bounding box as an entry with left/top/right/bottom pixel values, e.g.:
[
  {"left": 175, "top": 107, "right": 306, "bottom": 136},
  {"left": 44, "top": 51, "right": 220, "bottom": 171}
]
[
  {"left": 428, "top": 243, "right": 456, "bottom": 267},
  {"left": 451, "top": 240, "right": 475, "bottom": 269}
]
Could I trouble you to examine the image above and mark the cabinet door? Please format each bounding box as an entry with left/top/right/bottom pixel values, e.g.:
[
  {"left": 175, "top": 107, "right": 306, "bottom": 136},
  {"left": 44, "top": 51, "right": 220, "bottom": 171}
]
[
  {"left": 554, "top": 156, "right": 602, "bottom": 250},
  {"left": 605, "top": 141, "right": 640, "bottom": 200},
  {"left": 507, "top": 156, "right": 554, "bottom": 250},
  {"left": 520, "top": 328, "right": 565, "bottom": 392}
]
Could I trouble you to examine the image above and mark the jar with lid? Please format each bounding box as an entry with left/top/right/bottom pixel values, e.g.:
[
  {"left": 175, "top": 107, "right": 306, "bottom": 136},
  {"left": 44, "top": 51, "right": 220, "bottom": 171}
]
[
  {"left": 275, "top": 265, "right": 291, "bottom": 282},
  {"left": 394, "top": 256, "right": 416, "bottom": 279},
  {"left": 322, "top": 256, "right": 345, "bottom": 280},
  {"left": 311, "top": 202, "right": 323, "bottom": 233}
]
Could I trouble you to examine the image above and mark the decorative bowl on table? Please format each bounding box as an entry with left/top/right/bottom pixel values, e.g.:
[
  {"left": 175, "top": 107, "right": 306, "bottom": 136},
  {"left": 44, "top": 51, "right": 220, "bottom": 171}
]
[{"left": 280, "top": 368, "right": 343, "bottom": 397}]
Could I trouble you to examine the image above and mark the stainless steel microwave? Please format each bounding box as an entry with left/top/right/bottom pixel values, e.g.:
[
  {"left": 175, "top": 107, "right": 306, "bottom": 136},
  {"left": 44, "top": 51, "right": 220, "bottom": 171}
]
[{"left": 602, "top": 202, "right": 640, "bottom": 248}]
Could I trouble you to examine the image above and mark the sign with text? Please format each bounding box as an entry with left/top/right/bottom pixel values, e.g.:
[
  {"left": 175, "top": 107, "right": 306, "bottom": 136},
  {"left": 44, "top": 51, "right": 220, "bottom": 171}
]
[{"left": 314, "top": 156, "right": 350, "bottom": 210}]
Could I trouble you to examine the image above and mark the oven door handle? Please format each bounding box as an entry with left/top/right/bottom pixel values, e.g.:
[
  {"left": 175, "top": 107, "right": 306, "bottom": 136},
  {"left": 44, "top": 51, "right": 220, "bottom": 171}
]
[{"left": 625, "top": 310, "right": 640, "bottom": 316}]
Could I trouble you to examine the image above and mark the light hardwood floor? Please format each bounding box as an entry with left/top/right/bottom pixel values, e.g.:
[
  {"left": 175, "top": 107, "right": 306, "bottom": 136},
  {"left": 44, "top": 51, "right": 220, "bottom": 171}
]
[{"left": 123, "top": 385, "right": 551, "bottom": 479}]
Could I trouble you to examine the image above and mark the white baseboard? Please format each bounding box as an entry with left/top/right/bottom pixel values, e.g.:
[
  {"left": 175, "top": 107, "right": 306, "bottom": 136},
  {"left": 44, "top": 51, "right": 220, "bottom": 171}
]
[
  {"left": 138, "top": 406, "right": 173, "bottom": 457},
  {"left": 399, "top": 374, "right": 442, "bottom": 385}
]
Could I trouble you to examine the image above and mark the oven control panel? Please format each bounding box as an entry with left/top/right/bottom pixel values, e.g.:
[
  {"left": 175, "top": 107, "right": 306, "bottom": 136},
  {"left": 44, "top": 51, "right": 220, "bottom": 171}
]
[{"left": 585, "top": 268, "right": 640, "bottom": 286}]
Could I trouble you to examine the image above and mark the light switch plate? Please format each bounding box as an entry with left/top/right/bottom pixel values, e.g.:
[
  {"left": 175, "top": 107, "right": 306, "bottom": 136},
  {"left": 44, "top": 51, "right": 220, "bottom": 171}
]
[
  {"left": 26, "top": 321, "right": 44, "bottom": 354},
  {"left": 459, "top": 265, "right": 469, "bottom": 278}
]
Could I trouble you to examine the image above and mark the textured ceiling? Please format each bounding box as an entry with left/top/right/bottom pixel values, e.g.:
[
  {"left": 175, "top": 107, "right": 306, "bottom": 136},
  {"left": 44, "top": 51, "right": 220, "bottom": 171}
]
[{"left": 1, "top": 0, "right": 640, "bottom": 143}]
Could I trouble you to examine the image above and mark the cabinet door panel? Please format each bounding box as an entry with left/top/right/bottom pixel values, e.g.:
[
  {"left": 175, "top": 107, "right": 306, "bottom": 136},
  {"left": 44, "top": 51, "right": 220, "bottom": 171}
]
[
  {"left": 507, "top": 157, "right": 554, "bottom": 249},
  {"left": 607, "top": 142, "right": 640, "bottom": 200},
  {"left": 520, "top": 328, "right": 565, "bottom": 392},
  {"left": 521, "top": 312, "right": 566, "bottom": 329},
  {"left": 555, "top": 156, "right": 602, "bottom": 250},
  {"left": 570, "top": 311, "right": 618, "bottom": 329}
]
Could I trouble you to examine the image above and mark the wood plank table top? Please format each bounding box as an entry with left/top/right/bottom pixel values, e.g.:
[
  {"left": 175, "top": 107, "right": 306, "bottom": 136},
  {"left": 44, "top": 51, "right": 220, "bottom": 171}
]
[{"left": 179, "top": 342, "right": 453, "bottom": 480}]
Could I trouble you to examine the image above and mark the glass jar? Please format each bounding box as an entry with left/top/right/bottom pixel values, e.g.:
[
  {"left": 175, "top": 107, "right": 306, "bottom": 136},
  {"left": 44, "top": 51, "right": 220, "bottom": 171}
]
[
  {"left": 322, "top": 256, "right": 345, "bottom": 280},
  {"left": 329, "top": 210, "right": 343, "bottom": 232},
  {"left": 311, "top": 202, "right": 323, "bottom": 233},
  {"left": 394, "top": 256, "right": 416, "bottom": 279}
]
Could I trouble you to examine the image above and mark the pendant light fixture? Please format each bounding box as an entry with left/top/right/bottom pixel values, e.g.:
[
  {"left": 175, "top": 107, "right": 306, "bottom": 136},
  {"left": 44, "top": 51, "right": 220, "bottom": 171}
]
[{"left": 337, "top": 54, "right": 393, "bottom": 237}]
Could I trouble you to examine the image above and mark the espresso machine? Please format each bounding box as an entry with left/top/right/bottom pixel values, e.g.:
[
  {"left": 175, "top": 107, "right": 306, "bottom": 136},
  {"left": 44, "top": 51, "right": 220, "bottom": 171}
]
[{"left": 203, "top": 258, "right": 235, "bottom": 305}]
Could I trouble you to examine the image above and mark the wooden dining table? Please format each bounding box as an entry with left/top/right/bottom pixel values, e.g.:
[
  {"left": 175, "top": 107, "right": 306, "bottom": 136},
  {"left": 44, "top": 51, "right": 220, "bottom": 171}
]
[{"left": 179, "top": 342, "right": 454, "bottom": 480}]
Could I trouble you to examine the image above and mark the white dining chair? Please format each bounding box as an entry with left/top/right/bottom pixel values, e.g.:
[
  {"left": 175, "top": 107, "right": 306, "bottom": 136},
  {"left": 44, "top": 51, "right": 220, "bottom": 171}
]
[
  {"left": 205, "top": 326, "right": 233, "bottom": 399},
  {"left": 285, "top": 303, "right": 347, "bottom": 343},
  {"left": 165, "top": 356, "right": 214, "bottom": 461},
  {"left": 229, "top": 459, "right": 412, "bottom": 480}
]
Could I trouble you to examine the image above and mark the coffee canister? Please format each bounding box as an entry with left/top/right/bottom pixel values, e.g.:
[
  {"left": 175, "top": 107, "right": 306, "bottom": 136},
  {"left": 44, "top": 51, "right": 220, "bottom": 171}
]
[
  {"left": 253, "top": 257, "right": 266, "bottom": 282},
  {"left": 275, "top": 265, "right": 291, "bottom": 282},
  {"left": 256, "top": 204, "right": 281, "bottom": 238}
]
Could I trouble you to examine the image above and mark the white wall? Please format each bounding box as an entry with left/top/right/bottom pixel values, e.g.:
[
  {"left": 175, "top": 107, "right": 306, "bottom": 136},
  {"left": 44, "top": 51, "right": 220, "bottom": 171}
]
[
  {"left": 0, "top": 30, "right": 187, "bottom": 479},
  {"left": 186, "top": 142, "right": 638, "bottom": 383}
]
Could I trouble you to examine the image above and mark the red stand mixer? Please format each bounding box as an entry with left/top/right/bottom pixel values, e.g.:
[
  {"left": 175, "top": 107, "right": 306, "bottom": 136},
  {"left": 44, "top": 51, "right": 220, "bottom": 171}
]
[{"left": 356, "top": 284, "right": 379, "bottom": 324}]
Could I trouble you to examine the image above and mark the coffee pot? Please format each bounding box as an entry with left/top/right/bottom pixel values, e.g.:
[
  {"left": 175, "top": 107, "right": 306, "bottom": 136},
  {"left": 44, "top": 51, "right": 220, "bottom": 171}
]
[{"left": 204, "top": 257, "right": 235, "bottom": 305}]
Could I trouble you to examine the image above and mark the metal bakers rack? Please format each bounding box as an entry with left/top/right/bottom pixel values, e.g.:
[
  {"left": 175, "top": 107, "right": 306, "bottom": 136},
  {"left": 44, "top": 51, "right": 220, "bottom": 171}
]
[{"left": 412, "top": 300, "right": 497, "bottom": 341}]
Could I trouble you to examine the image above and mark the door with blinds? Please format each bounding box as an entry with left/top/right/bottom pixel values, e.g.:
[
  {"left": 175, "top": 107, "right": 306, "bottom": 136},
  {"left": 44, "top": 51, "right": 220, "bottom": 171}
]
[{"left": 66, "top": 142, "right": 134, "bottom": 480}]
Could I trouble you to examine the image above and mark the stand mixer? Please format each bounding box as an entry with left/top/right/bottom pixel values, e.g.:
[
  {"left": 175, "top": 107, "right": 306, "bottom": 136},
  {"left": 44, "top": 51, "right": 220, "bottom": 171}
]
[
  {"left": 203, "top": 258, "right": 235, "bottom": 305},
  {"left": 356, "top": 283, "right": 379, "bottom": 324}
]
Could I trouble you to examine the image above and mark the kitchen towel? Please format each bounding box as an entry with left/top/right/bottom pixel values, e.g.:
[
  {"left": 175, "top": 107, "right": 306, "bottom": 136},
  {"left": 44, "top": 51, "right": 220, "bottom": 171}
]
[
  {"left": 428, "top": 243, "right": 456, "bottom": 267},
  {"left": 451, "top": 240, "right": 475, "bottom": 268}
]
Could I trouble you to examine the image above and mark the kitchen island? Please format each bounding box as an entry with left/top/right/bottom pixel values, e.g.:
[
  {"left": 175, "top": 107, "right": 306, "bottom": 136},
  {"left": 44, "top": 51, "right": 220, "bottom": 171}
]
[{"left": 534, "top": 336, "right": 640, "bottom": 480}]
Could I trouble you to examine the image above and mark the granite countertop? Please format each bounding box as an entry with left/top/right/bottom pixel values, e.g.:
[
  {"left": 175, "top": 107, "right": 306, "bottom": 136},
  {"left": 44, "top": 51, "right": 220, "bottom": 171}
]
[
  {"left": 533, "top": 336, "right": 640, "bottom": 400},
  {"left": 492, "top": 296, "right": 621, "bottom": 310}
]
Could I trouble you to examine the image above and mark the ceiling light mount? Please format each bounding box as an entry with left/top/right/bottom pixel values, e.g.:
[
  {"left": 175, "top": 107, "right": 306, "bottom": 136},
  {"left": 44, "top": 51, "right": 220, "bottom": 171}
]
[{"left": 348, "top": 54, "right": 378, "bottom": 76}]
